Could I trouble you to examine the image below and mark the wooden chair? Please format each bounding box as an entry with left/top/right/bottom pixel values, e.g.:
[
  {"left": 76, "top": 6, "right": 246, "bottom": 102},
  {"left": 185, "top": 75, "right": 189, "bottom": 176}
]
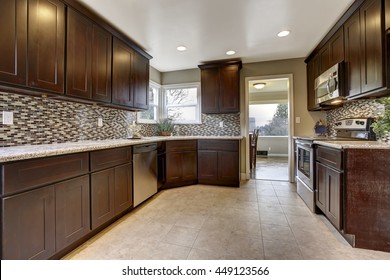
[{"left": 250, "top": 129, "right": 259, "bottom": 169}]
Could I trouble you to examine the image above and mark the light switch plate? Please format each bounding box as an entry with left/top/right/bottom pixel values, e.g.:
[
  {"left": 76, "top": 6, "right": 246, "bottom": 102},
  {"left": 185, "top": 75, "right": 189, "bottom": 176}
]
[
  {"left": 2, "top": 111, "right": 14, "bottom": 125},
  {"left": 295, "top": 117, "right": 301, "bottom": 124}
]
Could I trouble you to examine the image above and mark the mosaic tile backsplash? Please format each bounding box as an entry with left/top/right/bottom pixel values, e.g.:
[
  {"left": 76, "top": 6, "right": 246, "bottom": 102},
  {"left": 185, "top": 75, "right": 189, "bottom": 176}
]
[
  {"left": 326, "top": 98, "right": 385, "bottom": 136},
  {"left": 0, "top": 91, "right": 241, "bottom": 147}
]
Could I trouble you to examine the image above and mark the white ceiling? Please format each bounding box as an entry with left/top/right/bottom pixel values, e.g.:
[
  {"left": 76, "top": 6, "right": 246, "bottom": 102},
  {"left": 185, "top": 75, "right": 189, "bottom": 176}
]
[{"left": 78, "top": 0, "right": 355, "bottom": 72}]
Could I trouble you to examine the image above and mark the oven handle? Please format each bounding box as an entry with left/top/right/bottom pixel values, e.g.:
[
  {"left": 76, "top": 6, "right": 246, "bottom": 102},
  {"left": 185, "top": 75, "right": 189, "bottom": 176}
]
[{"left": 296, "top": 140, "right": 314, "bottom": 149}]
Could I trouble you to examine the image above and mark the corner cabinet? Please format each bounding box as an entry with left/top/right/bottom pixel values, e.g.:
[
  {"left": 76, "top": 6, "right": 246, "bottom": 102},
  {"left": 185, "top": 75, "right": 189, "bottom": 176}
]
[
  {"left": 198, "top": 139, "right": 240, "bottom": 187},
  {"left": 163, "top": 140, "right": 198, "bottom": 188},
  {"left": 112, "top": 37, "right": 150, "bottom": 110},
  {"left": 199, "top": 61, "right": 242, "bottom": 114}
]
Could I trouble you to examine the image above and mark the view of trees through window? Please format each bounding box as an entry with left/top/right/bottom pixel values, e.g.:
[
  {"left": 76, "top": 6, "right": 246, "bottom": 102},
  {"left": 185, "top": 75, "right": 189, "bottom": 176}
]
[{"left": 249, "top": 103, "right": 288, "bottom": 136}]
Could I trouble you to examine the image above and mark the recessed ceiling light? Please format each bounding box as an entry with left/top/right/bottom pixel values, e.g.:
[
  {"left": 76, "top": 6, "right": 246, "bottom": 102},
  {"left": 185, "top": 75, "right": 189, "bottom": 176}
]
[
  {"left": 176, "top": 46, "right": 187, "bottom": 51},
  {"left": 253, "top": 83, "right": 266, "bottom": 89},
  {"left": 277, "top": 30, "right": 291, "bottom": 37},
  {"left": 226, "top": 50, "right": 236, "bottom": 56}
]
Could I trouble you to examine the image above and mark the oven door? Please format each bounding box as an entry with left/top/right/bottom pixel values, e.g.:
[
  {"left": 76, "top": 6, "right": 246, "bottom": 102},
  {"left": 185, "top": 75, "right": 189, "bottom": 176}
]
[{"left": 296, "top": 143, "right": 314, "bottom": 189}]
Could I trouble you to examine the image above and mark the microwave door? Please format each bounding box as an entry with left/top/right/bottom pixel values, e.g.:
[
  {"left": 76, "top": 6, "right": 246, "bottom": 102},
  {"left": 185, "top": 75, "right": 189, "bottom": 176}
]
[{"left": 315, "top": 78, "right": 330, "bottom": 103}]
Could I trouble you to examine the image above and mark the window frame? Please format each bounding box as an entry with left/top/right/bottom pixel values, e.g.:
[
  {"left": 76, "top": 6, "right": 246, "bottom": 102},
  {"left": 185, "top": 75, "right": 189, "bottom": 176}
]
[
  {"left": 162, "top": 82, "right": 201, "bottom": 124},
  {"left": 137, "top": 80, "right": 161, "bottom": 124}
]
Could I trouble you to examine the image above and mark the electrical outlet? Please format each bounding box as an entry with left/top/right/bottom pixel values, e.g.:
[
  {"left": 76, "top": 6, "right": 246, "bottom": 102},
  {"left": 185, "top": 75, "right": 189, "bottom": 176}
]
[
  {"left": 98, "top": 117, "right": 103, "bottom": 127},
  {"left": 268, "top": 147, "right": 272, "bottom": 151},
  {"left": 2, "top": 111, "right": 14, "bottom": 125},
  {"left": 219, "top": 121, "right": 224, "bottom": 128},
  {"left": 295, "top": 117, "right": 301, "bottom": 124}
]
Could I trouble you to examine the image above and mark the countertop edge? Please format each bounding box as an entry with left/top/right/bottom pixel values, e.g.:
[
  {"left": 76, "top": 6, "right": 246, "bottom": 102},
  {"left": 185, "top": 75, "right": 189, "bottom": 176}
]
[{"left": 0, "top": 136, "right": 244, "bottom": 163}]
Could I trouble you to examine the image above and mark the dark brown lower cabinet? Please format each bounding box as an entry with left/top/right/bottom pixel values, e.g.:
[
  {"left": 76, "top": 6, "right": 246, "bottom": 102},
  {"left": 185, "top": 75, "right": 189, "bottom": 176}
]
[
  {"left": 316, "top": 162, "right": 342, "bottom": 230},
  {"left": 198, "top": 140, "right": 240, "bottom": 187},
  {"left": 1, "top": 175, "right": 90, "bottom": 260},
  {"left": 55, "top": 175, "right": 90, "bottom": 252},
  {"left": 163, "top": 140, "right": 197, "bottom": 188},
  {"left": 2, "top": 186, "right": 55, "bottom": 260},
  {"left": 91, "top": 163, "right": 133, "bottom": 229}
]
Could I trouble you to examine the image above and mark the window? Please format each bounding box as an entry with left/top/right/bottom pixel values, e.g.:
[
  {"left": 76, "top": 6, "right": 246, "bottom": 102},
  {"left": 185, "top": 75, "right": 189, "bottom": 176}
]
[
  {"left": 137, "top": 81, "right": 160, "bottom": 123},
  {"left": 249, "top": 103, "right": 288, "bottom": 136},
  {"left": 137, "top": 82, "right": 201, "bottom": 124},
  {"left": 162, "top": 83, "right": 201, "bottom": 124}
]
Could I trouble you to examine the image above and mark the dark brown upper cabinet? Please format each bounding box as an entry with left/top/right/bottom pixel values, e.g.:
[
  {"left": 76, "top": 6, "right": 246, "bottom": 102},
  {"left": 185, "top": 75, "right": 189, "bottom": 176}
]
[
  {"left": 112, "top": 38, "right": 149, "bottom": 110},
  {"left": 307, "top": 54, "right": 321, "bottom": 111},
  {"left": 344, "top": 11, "right": 363, "bottom": 97},
  {"left": 0, "top": 0, "right": 27, "bottom": 86},
  {"left": 67, "top": 8, "right": 112, "bottom": 102},
  {"left": 28, "top": 0, "right": 65, "bottom": 93},
  {"left": 345, "top": 0, "right": 385, "bottom": 98},
  {"left": 318, "top": 28, "right": 344, "bottom": 76},
  {"left": 199, "top": 61, "right": 242, "bottom": 114},
  {"left": 132, "top": 52, "right": 150, "bottom": 110}
]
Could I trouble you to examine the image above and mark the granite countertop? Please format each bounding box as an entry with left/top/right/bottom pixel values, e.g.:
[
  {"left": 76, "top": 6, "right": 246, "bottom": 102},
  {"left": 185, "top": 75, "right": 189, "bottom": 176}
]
[
  {"left": 314, "top": 140, "right": 390, "bottom": 149},
  {"left": 0, "top": 136, "right": 244, "bottom": 163}
]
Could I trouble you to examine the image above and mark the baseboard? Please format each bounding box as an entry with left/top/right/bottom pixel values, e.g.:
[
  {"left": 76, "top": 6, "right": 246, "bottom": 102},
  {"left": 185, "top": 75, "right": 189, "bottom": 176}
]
[
  {"left": 266, "top": 154, "right": 288, "bottom": 157},
  {"left": 241, "top": 172, "right": 250, "bottom": 180}
]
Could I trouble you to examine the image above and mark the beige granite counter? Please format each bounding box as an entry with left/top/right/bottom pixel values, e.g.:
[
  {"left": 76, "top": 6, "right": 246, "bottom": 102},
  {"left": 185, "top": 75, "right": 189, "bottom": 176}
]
[
  {"left": 314, "top": 140, "right": 390, "bottom": 150},
  {"left": 0, "top": 136, "right": 243, "bottom": 163}
]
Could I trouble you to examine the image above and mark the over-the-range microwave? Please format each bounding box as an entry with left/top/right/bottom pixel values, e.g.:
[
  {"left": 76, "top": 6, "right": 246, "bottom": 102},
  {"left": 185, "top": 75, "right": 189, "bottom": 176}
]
[{"left": 315, "top": 62, "right": 345, "bottom": 106}]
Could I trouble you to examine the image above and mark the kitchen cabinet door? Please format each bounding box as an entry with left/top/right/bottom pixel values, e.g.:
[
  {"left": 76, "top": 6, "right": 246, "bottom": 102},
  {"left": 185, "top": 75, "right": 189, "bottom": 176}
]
[
  {"left": 200, "top": 61, "right": 242, "bottom": 114},
  {"left": 316, "top": 162, "right": 327, "bottom": 213},
  {"left": 91, "top": 168, "right": 115, "bottom": 229},
  {"left": 114, "top": 163, "right": 133, "bottom": 216},
  {"left": 66, "top": 8, "right": 92, "bottom": 99},
  {"left": 316, "top": 162, "right": 342, "bottom": 230},
  {"left": 218, "top": 151, "right": 239, "bottom": 184},
  {"left": 28, "top": 0, "right": 65, "bottom": 93},
  {"left": 181, "top": 151, "right": 198, "bottom": 182},
  {"left": 307, "top": 54, "right": 321, "bottom": 111},
  {"left": 326, "top": 167, "right": 342, "bottom": 230},
  {"left": 0, "top": 0, "right": 27, "bottom": 85},
  {"left": 92, "top": 25, "right": 112, "bottom": 102},
  {"left": 132, "top": 51, "right": 149, "bottom": 110},
  {"left": 2, "top": 186, "right": 55, "bottom": 260},
  {"left": 344, "top": 11, "right": 362, "bottom": 97},
  {"left": 329, "top": 27, "right": 344, "bottom": 67},
  {"left": 360, "top": 0, "right": 384, "bottom": 94},
  {"left": 55, "top": 175, "right": 91, "bottom": 252},
  {"left": 219, "top": 64, "right": 240, "bottom": 113},
  {"left": 112, "top": 37, "right": 134, "bottom": 107},
  {"left": 201, "top": 67, "right": 220, "bottom": 113},
  {"left": 198, "top": 151, "right": 218, "bottom": 182},
  {"left": 319, "top": 44, "right": 330, "bottom": 74},
  {"left": 165, "top": 152, "right": 183, "bottom": 184}
]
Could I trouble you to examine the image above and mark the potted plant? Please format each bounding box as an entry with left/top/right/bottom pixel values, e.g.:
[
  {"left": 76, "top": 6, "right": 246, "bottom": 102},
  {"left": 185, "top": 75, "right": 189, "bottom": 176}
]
[
  {"left": 157, "top": 118, "right": 175, "bottom": 136},
  {"left": 371, "top": 97, "right": 390, "bottom": 141}
]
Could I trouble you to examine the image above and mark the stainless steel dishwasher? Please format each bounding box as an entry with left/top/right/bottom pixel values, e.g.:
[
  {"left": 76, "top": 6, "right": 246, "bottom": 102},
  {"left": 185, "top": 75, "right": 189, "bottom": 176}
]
[{"left": 133, "top": 143, "right": 158, "bottom": 207}]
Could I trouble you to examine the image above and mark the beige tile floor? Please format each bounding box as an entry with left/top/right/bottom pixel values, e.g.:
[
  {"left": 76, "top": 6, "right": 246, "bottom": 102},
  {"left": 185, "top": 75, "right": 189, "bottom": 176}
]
[{"left": 63, "top": 180, "right": 390, "bottom": 260}]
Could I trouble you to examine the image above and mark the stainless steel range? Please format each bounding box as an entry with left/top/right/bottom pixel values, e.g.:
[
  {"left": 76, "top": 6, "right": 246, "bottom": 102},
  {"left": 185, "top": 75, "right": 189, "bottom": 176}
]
[{"left": 295, "top": 117, "right": 376, "bottom": 212}]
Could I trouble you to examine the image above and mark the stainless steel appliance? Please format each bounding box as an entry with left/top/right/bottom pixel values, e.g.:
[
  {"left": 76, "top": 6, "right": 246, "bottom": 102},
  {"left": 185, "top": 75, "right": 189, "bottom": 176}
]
[
  {"left": 295, "top": 117, "right": 376, "bottom": 212},
  {"left": 315, "top": 62, "right": 344, "bottom": 106},
  {"left": 133, "top": 143, "right": 158, "bottom": 207},
  {"left": 296, "top": 139, "right": 315, "bottom": 212}
]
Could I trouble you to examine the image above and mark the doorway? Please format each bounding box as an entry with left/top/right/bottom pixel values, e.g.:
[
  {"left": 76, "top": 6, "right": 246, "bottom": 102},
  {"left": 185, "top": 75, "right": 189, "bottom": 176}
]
[{"left": 244, "top": 75, "right": 294, "bottom": 182}]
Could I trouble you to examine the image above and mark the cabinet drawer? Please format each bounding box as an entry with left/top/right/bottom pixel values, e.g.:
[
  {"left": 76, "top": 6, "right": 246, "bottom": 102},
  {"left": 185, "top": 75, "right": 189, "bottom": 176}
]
[
  {"left": 166, "top": 140, "right": 197, "bottom": 152},
  {"left": 316, "top": 145, "right": 343, "bottom": 170},
  {"left": 1, "top": 153, "right": 89, "bottom": 196},
  {"left": 90, "top": 147, "right": 132, "bottom": 172},
  {"left": 198, "top": 139, "right": 239, "bottom": 152}
]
